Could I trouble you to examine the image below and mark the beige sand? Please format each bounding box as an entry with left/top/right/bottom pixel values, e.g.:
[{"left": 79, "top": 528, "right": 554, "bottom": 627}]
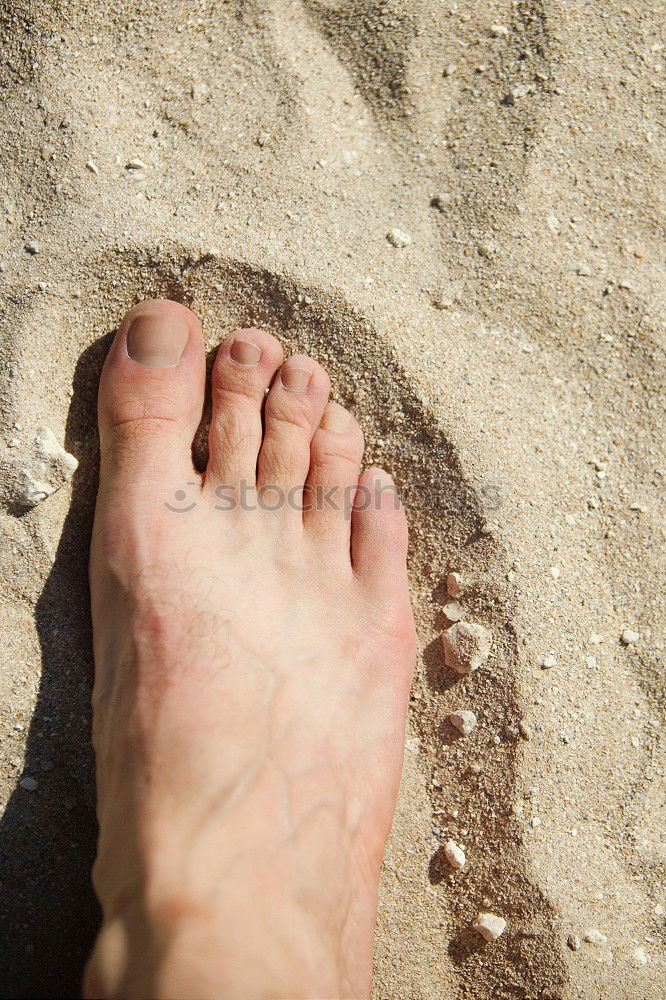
[{"left": 0, "top": 1, "right": 664, "bottom": 996}]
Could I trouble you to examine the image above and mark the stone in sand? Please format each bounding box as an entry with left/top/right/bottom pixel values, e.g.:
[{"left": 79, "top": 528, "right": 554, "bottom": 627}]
[
  {"left": 443, "top": 839, "right": 466, "bottom": 870},
  {"left": 474, "top": 912, "right": 506, "bottom": 942},
  {"left": 442, "top": 622, "right": 491, "bottom": 674},
  {"left": 387, "top": 228, "right": 411, "bottom": 248},
  {"left": 584, "top": 929, "right": 607, "bottom": 945},
  {"left": 1, "top": 426, "right": 78, "bottom": 512},
  {"left": 449, "top": 710, "right": 477, "bottom": 736},
  {"left": 620, "top": 628, "right": 639, "bottom": 645}
]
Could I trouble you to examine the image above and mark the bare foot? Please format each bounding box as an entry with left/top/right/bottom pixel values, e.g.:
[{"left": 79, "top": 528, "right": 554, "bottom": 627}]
[{"left": 85, "top": 300, "right": 415, "bottom": 999}]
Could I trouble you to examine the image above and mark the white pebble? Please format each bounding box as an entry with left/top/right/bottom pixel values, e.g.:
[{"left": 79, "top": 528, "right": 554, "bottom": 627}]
[
  {"left": 86, "top": 159, "right": 99, "bottom": 175},
  {"left": 474, "top": 912, "right": 506, "bottom": 942},
  {"left": 621, "top": 628, "right": 639, "bottom": 645},
  {"left": 19, "top": 776, "right": 38, "bottom": 791},
  {"left": 584, "top": 929, "right": 607, "bottom": 946},
  {"left": 491, "top": 24, "right": 509, "bottom": 37},
  {"left": 444, "top": 839, "right": 466, "bottom": 870},
  {"left": 387, "top": 228, "right": 411, "bottom": 248},
  {"left": 442, "top": 622, "right": 491, "bottom": 674},
  {"left": 632, "top": 947, "right": 648, "bottom": 968},
  {"left": 546, "top": 214, "right": 560, "bottom": 233},
  {"left": 512, "top": 82, "right": 532, "bottom": 99},
  {"left": 449, "top": 710, "right": 477, "bottom": 736},
  {"left": 443, "top": 601, "right": 464, "bottom": 622},
  {"left": 25, "top": 240, "right": 40, "bottom": 254},
  {"left": 550, "top": 566, "right": 561, "bottom": 579},
  {"left": 577, "top": 262, "right": 593, "bottom": 276},
  {"left": 541, "top": 654, "right": 557, "bottom": 670},
  {"left": 126, "top": 157, "right": 147, "bottom": 170},
  {"left": 446, "top": 571, "right": 462, "bottom": 598},
  {"left": 443, "top": 63, "right": 457, "bottom": 77},
  {"left": 1, "top": 426, "right": 78, "bottom": 512}
]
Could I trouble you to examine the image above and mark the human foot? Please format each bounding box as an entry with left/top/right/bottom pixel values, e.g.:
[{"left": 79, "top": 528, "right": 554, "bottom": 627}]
[{"left": 85, "top": 299, "right": 415, "bottom": 1000}]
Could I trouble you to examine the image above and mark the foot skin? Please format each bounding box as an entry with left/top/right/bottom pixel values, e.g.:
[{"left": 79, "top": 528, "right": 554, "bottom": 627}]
[{"left": 85, "top": 300, "right": 415, "bottom": 1000}]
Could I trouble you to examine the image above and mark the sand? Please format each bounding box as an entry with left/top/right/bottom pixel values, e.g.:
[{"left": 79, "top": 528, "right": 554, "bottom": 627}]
[{"left": 0, "top": 1, "right": 664, "bottom": 997}]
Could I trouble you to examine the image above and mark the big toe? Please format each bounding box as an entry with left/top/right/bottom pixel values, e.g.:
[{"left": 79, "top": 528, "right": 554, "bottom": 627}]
[{"left": 98, "top": 299, "right": 205, "bottom": 486}]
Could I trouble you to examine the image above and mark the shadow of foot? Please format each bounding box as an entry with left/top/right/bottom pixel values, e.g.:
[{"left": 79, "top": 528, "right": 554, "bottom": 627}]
[{"left": 0, "top": 334, "right": 111, "bottom": 998}]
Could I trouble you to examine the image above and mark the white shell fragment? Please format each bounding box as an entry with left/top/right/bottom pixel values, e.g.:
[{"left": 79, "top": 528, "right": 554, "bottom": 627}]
[
  {"left": 449, "top": 710, "right": 477, "bottom": 736},
  {"left": 474, "top": 912, "right": 507, "bottom": 942},
  {"left": 387, "top": 227, "right": 411, "bottom": 248},
  {"left": 444, "top": 839, "right": 466, "bottom": 870},
  {"left": 442, "top": 622, "right": 491, "bottom": 674},
  {"left": 1, "top": 426, "right": 78, "bottom": 513},
  {"left": 443, "top": 601, "right": 464, "bottom": 622}
]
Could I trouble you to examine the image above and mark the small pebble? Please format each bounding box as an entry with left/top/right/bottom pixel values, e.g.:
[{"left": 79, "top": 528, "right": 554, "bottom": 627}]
[
  {"left": 490, "top": 24, "right": 509, "bottom": 37},
  {"left": 19, "top": 776, "right": 38, "bottom": 791},
  {"left": 443, "top": 64, "right": 457, "bottom": 77},
  {"left": 86, "top": 159, "right": 99, "bottom": 175},
  {"left": 620, "top": 628, "right": 639, "bottom": 646},
  {"left": 387, "top": 228, "right": 411, "bottom": 248},
  {"left": 25, "top": 241, "right": 40, "bottom": 255},
  {"left": 541, "top": 654, "right": 557, "bottom": 670},
  {"left": 441, "top": 621, "right": 492, "bottom": 674},
  {"left": 126, "top": 157, "right": 147, "bottom": 170},
  {"left": 512, "top": 83, "right": 532, "bottom": 99},
  {"left": 444, "top": 839, "right": 466, "bottom": 870},
  {"left": 632, "top": 947, "right": 648, "bottom": 968},
  {"left": 443, "top": 601, "right": 463, "bottom": 622},
  {"left": 584, "top": 929, "right": 607, "bottom": 946},
  {"left": 446, "top": 571, "right": 462, "bottom": 598},
  {"left": 40, "top": 143, "right": 55, "bottom": 160},
  {"left": 546, "top": 214, "right": 560, "bottom": 233},
  {"left": 567, "top": 934, "right": 581, "bottom": 951},
  {"left": 474, "top": 912, "right": 507, "bottom": 942},
  {"left": 577, "top": 262, "right": 593, "bottom": 276},
  {"left": 449, "top": 710, "right": 477, "bottom": 736}
]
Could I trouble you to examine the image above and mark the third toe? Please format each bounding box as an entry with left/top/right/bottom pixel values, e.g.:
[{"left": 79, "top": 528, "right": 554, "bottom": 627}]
[{"left": 257, "top": 355, "right": 330, "bottom": 499}]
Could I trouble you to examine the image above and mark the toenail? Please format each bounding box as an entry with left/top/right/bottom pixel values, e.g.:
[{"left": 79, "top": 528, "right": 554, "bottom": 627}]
[
  {"left": 320, "top": 404, "right": 350, "bottom": 434},
  {"left": 230, "top": 338, "right": 262, "bottom": 367},
  {"left": 280, "top": 366, "right": 312, "bottom": 393},
  {"left": 127, "top": 315, "right": 189, "bottom": 368}
]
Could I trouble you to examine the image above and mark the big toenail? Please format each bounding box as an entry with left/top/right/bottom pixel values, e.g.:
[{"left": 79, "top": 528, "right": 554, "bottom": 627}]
[
  {"left": 127, "top": 315, "right": 189, "bottom": 368},
  {"left": 320, "top": 404, "right": 350, "bottom": 434},
  {"left": 281, "top": 366, "right": 312, "bottom": 392},
  {"left": 230, "top": 339, "right": 262, "bottom": 366}
]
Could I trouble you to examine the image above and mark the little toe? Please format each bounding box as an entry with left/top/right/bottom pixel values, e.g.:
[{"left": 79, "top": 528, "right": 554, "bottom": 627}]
[
  {"left": 257, "top": 355, "right": 330, "bottom": 513},
  {"left": 304, "top": 402, "right": 364, "bottom": 557},
  {"left": 98, "top": 299, "right": 205, "bottom": 486},
  {"left": 206, "top": 329, "right": 284, "bottom": 487}
]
